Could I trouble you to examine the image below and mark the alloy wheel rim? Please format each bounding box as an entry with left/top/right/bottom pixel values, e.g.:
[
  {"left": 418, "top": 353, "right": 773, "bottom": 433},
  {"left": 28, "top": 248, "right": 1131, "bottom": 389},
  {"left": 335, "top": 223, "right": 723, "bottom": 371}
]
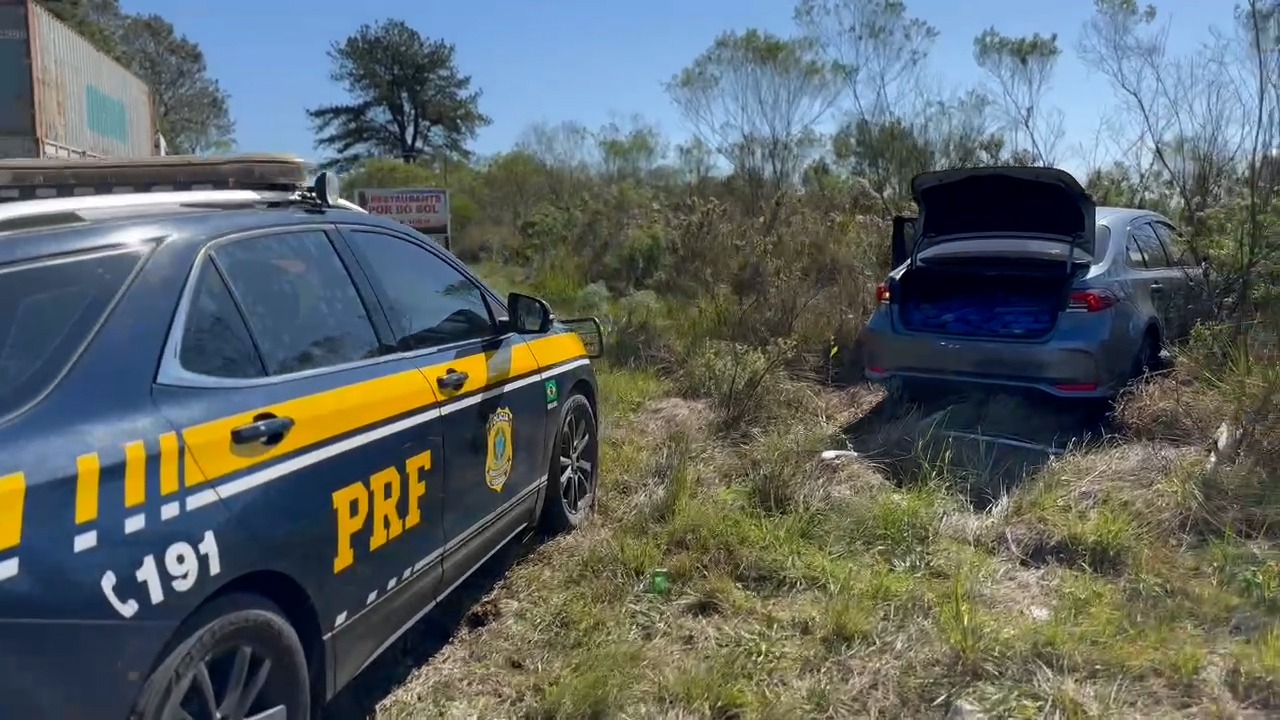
[
  {"left": 162, "top": 643, "right": 287, "bottom": 720},
  {"left": 558, "top": 405, "right": 596, "bottom": 515}
]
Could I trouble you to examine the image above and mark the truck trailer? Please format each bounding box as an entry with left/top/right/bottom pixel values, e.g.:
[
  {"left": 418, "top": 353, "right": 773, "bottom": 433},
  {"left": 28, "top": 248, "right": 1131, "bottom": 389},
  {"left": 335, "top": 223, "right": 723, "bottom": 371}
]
[{"left": 0, "top": 0, "right": 157, "bottom": 159}]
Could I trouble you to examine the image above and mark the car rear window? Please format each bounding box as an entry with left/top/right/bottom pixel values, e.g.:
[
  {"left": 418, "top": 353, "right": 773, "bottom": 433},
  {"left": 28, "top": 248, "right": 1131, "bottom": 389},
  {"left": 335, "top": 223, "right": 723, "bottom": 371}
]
[
  {"left": 0, "top": 248, "right": 145, "bottom": 418},
  {"left": 1094, "top": 224, "right": 1112, "bottom": 265}
]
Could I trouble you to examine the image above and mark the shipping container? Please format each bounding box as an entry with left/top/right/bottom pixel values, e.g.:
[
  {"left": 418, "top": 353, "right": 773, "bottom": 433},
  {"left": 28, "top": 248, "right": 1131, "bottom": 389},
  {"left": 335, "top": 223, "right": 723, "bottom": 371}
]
[{"left": 0, "top": 0, "right": 156, "bottom": 159}]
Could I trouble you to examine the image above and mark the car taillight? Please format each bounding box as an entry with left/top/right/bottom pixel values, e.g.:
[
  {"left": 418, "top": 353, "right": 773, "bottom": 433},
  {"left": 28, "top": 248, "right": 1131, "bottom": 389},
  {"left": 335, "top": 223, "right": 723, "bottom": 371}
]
[
  {"left": 876, "top": 282, "right": 891, "bottom": 304},
  {"left": 1067, "top": 289, "right": 1117, "bottom": 313}
]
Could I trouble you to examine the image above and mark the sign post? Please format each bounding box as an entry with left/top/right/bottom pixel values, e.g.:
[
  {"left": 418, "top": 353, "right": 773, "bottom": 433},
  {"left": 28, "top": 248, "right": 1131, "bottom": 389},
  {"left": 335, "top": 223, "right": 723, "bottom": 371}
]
[{"left": 353, "top": 187, "right": 451, "bottom": 249}]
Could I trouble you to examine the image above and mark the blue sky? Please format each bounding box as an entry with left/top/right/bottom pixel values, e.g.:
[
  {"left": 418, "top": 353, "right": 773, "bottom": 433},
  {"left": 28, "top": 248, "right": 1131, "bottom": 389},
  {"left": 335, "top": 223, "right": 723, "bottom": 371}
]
[{"left": 122, "top": 0, "right": 1238, "bottom": 174}]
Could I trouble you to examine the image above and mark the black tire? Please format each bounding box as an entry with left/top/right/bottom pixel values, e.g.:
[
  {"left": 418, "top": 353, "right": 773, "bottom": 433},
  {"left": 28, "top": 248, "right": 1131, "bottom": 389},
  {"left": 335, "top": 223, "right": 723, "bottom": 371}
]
[
  {"left": 130, "top": 593, "right": 310, "bottom": 720},
  {"left": 539, "top": 392, "right": 599, "bottom": 534},
  {"left": 885, "top": 378, "right": 948, "bottom": 411},
  {"left": 884, "top": 378, "right": 920, "bottom": 408},
  {"left": 1130, "top": 330, "right": 1161, "bottom": 380}
]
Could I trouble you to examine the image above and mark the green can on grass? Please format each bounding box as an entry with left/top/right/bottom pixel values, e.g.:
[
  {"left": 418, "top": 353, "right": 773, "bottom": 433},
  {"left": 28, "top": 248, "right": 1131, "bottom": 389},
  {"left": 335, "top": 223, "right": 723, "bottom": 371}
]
[{"left": 649, "top": 568, "right": 671, "bottom": 595}]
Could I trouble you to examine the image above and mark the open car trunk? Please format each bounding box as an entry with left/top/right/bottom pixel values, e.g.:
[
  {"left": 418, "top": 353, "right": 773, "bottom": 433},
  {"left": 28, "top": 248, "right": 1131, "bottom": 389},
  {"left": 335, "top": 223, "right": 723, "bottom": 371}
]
[
  {"left": 891, "top": 166, "right": 1096, "bottom": 340},
  {"left": 896, "top": 259, "right": 1078, "bottom": 340}
]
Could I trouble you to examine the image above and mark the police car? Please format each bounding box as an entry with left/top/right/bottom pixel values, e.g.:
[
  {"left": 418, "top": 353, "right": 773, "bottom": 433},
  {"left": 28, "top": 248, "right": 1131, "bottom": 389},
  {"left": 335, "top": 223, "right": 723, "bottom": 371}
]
[{"left": 0, "top": 155, "right": 604, "bottom": 720}]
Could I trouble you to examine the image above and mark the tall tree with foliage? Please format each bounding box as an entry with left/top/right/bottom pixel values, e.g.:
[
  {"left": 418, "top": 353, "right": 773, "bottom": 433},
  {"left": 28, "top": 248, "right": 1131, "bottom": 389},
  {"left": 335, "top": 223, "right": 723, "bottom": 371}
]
[
  {"left": 119, "top": 14, "right": 234, "bottom": 154},
  {"left": 665, "top": 29, "right": 840, "bottom": 196},
  {"left": 973, "top": 28, "right": 1064, "bottom": 165},
  {"left": 795, "top": 0, "right": 938, "bottom": 122},
  {"left": 307, "top": 19, "right": 491, "bottom": 172}
]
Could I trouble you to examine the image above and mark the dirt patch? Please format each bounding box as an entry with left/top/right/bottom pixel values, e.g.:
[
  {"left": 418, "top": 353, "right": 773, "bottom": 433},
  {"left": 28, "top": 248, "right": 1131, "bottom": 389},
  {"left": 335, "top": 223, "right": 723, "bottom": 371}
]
[{"left": 840, "top": 388, "right": 1114, "bottom": 507}]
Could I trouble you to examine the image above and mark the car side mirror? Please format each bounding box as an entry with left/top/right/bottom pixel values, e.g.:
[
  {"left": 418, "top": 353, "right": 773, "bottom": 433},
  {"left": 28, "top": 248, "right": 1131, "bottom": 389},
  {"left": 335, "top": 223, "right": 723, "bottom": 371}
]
[{"left": 508, "top": 292, "right": 553, "bottom": 334}]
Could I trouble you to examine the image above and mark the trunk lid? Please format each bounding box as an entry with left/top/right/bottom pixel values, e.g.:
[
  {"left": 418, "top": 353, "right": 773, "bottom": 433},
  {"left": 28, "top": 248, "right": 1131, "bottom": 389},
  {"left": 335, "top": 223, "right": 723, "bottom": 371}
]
[{"left": 907, "top": 167, "right": 1096, "bottom": 262}]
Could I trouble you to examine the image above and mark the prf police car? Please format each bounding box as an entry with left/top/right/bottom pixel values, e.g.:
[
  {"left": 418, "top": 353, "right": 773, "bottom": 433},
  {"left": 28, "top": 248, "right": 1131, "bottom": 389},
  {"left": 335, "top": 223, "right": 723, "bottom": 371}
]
[{"left": 0, "top": 155, "right": 604, "bottom": 720}]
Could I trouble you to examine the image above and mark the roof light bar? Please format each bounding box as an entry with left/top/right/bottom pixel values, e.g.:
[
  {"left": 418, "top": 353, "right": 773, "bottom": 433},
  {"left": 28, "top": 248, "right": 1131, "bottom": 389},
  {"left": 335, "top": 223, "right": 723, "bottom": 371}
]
[{"left": 0, "top": 154, "right": 310, "bottom": 202}]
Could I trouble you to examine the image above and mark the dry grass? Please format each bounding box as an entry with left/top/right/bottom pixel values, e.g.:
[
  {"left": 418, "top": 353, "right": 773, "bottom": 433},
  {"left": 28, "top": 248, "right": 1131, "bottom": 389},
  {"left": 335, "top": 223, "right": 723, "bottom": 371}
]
[
  {"left": 368, "top": 362, "right": 1280, "bottom": 719},
  {"left": 1114, "top": 374, "right": 1226, "bottom": 446}
]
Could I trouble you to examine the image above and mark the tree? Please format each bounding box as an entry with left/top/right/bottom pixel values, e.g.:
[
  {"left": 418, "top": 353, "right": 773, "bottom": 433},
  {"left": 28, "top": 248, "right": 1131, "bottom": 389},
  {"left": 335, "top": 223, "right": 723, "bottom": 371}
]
[
  {"left": 120, "top": 14, "right": 234, "bottom": 154},
  {"left": 794, "top": 0, "right": 938, "bottom": 122},
  {"left": 516, "top": 121, "right": 596, "bottom": 201},
  {"left": 973, "top": 28, "right": 1064, "bottom": 165},
  {"left": 478, "top": 150, "right": 546, "bottom": 232},
  {"left": 1078, "top": 0, "right": 1250, "bottom": 230},
  {"left": 340, "top": 156, "right": 439, "bottom": 198},
  {"left": 675, "top": 138, "right": 717, "bottom": 186},
  {"left": 596, "top": 114, "right": 667, "bottom": 183},
  {"left": 833, "top": 117, "right": 932, "bottom": 205},
  {"left": 517, "top": 121, "right": 596, "bottom": 170},
  {"left": 307, "top": 19, "right": 491, "bottom": 172},
  {"left": 665, "top": 29, "right": 840, "bottom": 197},
  {"left": 919, "top": 90, "right": 1007, "bottom": 169},
  {"left": 1084, "top": 160, "right": 1147, "bottom": 207},
  {"left": 820, "top": 89, "right": 1004, "bottom": 212}
]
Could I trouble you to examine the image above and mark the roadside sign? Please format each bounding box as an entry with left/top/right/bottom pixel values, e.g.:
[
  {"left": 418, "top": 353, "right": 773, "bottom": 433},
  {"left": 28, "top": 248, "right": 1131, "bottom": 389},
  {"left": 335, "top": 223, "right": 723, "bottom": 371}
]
[{"left": 354, "top": 187, "right": 450, "bottom": 241}]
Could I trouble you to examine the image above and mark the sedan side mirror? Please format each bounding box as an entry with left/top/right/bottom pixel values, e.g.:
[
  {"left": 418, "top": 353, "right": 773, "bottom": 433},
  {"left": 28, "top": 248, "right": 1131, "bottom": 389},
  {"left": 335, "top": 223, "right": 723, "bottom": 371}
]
[{"left": 508, "top": 292, "right": 553, "bottom": 334}]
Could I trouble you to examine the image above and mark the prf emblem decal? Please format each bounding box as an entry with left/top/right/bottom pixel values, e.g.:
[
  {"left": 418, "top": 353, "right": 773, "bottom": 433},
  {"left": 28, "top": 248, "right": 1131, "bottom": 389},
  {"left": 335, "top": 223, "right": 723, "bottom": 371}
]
[
  {"left": 544, "top": 379, "right": 558, "bottom": 409},
  {"left": 485, "top": 407, "right": 514, "bottom": 492}
]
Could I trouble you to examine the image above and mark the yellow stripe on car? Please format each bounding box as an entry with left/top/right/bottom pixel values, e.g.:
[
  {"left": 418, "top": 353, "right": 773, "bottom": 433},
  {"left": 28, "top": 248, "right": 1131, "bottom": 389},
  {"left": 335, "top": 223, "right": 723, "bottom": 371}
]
[
  {"left": 182, "top": 336, "right": 587, "bottom": 487},
  {"left": 180, "top": 367, "right": 436, "bottom": 487},
  {"left": 528, "top": 332, "right": 588, "bottom": 368},
  {"left": 75, "top": 453, "right": 101, "bottom": 525},
  {"left": 159, "top": 432, "right": 181, "bottom": 496},
  {"left": 124, "top": 441, "right": 147, "bottom": 508},
  {"left": 0, "top": 472, "right": 25, "bottom": 552}
]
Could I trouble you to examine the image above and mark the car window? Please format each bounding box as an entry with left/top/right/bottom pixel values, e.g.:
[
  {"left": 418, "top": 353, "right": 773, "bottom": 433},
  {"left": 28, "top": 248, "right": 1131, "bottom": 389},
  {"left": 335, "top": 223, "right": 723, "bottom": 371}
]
[
  {"left": 214, "top": 230, "right": 381, "bottom": 376},
  {"left": 346, "top": 230, "right": 495, "bottom": 351},
  {"left": 1152, "top": 221, "right": 1192, "bottom": 266},
  {"left": 1130, "top": 223, "right": 1169, "bottom": 268},
  {"left": 179, "top": 263, "right": 266, "bottom": 378},
  {"left": 0, "top": 248, "right": 144, "bottom": 417},
  {"left": 1094, "top": 224, "right": 1112, "bottom": 264},
  {"left": 1126, "top": 234, "right": 1148, "bottom": 268}
]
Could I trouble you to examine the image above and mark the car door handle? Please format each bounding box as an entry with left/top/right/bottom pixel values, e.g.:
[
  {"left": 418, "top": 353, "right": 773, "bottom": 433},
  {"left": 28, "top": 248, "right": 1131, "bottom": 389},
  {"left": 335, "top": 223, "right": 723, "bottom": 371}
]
[
  {"left": 230, "top": 415, "right": 294, "bottom": 446},
  {"left": 1149, "top": 282, "right": 1163, "bottom": 292},
  {"left": 436, "top": 369, "right": 469, "bottom": 392}
]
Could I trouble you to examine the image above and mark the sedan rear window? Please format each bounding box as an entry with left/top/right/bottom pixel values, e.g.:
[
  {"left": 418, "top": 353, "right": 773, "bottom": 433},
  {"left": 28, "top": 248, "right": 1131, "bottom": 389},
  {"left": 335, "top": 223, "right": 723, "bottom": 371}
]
[
  {"left": 0, "top": 248, "right": 144, "bottom": 418},
  {"left": 1094, "top": 225, "right": 1112, "bottom": 265}
]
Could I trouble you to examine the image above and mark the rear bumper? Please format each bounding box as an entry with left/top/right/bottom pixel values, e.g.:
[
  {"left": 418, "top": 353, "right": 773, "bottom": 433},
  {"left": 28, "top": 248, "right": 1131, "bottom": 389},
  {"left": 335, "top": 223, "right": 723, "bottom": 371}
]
[
  {"left": 864, "top": 366, "right": 1111, "bottom": 398},
  {"left": 0, "top": 617, "right": 173, "bottom": 719},
  {"left": 862, "top": 314, "right": 1119, "bottom": 398}
]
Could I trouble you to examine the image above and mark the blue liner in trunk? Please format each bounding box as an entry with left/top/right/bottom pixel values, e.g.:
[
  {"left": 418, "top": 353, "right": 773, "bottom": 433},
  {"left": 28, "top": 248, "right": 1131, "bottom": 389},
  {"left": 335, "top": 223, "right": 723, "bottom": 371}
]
[{"left": 901, "top": 291, "right": 1058, "bottom": 338}]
